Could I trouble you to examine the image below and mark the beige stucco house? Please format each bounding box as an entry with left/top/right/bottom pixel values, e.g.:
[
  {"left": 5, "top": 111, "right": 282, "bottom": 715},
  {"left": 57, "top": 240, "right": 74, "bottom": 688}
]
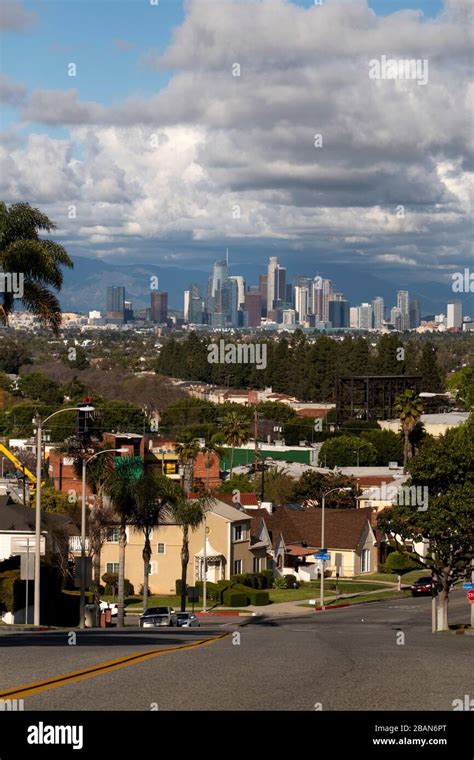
[{"left": 100, "top": 498, "right": 266, "bottom": 595}]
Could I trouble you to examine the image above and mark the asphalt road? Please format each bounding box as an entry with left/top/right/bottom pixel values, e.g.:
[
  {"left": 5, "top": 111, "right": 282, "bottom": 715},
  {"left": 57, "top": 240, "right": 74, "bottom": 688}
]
[{"left": 0, "top": 594, "right": 472, "bottom": 711}]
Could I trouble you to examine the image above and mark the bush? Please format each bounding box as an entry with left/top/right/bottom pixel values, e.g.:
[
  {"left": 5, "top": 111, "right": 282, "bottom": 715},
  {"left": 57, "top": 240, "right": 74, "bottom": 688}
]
[
  {"left": 383, "top": 551, "right": 420, "bottom": 575},
  {"left": 233, "top": 584, "right": 269, "bottom": 606},
  {"left": 0, "top": 570, "right": 23, "bottom": 613},
  {"left": 284, "top": 574, "right": 299, "bottom": 589},
  {"left": 273, "top": 576, "right": 287, "bottom": 589},
  {"left": 262, "top": 569, "right": 274, "bottom": 588},
  {"left": 222, "top": 589, "right": 248, "bottom": 607},
  {"left": 102, "top": 574, "right": 134, "bottom": 596}
]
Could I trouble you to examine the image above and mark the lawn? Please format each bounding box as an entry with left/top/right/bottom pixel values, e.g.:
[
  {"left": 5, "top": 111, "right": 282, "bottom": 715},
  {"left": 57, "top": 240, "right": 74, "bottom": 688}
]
[
  {"left": 354, "top": 570, "right": 425, "bottom": 585},
  {"left": 299, "top": 589, "right": 412, "bottom": 607},
  {"left": 269, "top": 580, "right": 383, "bottom": 604}
]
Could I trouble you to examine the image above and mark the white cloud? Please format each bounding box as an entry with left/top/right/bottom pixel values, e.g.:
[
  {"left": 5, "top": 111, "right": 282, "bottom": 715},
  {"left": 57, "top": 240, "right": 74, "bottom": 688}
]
[{"left": 0, "top": 0, "right": 36, "bottom": 31}]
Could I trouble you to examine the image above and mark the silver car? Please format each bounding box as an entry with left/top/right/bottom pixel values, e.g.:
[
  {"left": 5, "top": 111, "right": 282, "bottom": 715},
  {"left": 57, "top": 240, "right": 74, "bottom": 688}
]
[
  {"left": 176, "top": 612, "right": 200, "bottom": 628},
  {"left": 139, "top": 606, "right": 178, "bottom": 628}
]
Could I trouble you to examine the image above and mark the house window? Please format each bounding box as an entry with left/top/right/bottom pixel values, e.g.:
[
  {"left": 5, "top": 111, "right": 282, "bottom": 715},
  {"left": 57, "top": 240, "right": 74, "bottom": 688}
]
[
  {"left": 253, "top": 557, "right": 261, "bottom": 573},
  {"left": 234, "top": 524, "right": 245, "bottom": 541},
  {"left": 157, "top": 543, "right": 165, "bottom": 554},
  {"left": 233, "top": 560, "right": 242, "bottom": 575},
  {"left": 361, "top": 549, "right": 370, "bottom": 573},
  {"left": 106, "top": 527, "right": 120, "bottom": 543},
  {"left": 106, "top": 563, "right": 119, "bottom": 574}
]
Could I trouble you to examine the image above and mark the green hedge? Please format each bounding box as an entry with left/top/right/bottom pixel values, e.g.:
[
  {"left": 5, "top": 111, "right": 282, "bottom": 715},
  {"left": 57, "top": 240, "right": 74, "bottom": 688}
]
[
  {"left": 222, "top": 589, "right": 248, "bottom": 607},
  {"left": 230, "top": 572, "right": 272, "bottom": 589},
  {"left": 0, "top": 570, "right": 23, "bottom": 613},
  {"left": 233, "top": 584, "right": 270, "bottom": 606}
]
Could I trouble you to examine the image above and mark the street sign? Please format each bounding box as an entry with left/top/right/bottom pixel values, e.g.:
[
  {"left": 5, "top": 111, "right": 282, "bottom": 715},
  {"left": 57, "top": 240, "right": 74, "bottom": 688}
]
[
  {"left": 467, "top": 590, "right": 474, "bottom": 603},
  {"left": 11, "top": 536, "right": 45, "bottom": 555},
  {"left": 188, "top": 587, "right": 199, "bottom": 602},
  {"left": 20, "top": 553, "right": 35, "bottom": 580},
  {"left": 463, "top": 583, "right": 474, "bottom": 590},
  {"left": 314, "top": 553, "right": 330, "bottom": 561},
  {"left": 74, "top": 557, "right": 92, "bottom": 588}
]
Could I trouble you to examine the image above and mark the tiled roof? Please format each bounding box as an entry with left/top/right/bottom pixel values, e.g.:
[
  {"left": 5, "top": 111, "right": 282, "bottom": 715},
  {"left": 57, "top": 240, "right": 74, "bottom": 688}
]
[{"left": 219, "top": 492, "right": 259, "bottom": 507}]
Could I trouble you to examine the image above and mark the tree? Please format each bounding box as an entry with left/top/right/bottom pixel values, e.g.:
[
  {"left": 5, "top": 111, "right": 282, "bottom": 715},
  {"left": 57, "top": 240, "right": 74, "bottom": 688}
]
[
  {"left": 360, "top": 429, "right": 404, "bottom": 467},
  {"left": 175, "top": 437, "right": 201, "bottom": 494},
  {"left": 291, "top": 470, "right": 358, "bottom": 508},
  {"left": 222, "top": 411, "right": 250, "bottom": 477},
  {"left": 103, "top": 456, "right": 143, "bottom": 628},
  {"left": 255, "top": 465, "right": 294, "bottom": 505},
  {"left": 0, "top": 336, "right": 32, "bottom": 374},
  {"left": 0, "top": 202, "right": 73, "bottom": 333},
  {"left": 447, "top": 366, "right": 474, "bottom": 410},
  {"left": 418, "top": 342, "right": 444, "bottom": 393},
  {"left": 384, "top": 551, "right": 421, "bottom": 591},
  {"left": 200, "top": 434, "right": 224, "bottom": 492},
  {"left": 167, "top": 495, "right": 207, "bottom": 612},
  {"left": 318, "top": 435, "right": 378, "bottom": 468},
  {"left": 130, "top": 472, "right": 180, "bottom": 611},
  {"left": 18, "top": 372, "right": 63, "bottom": 405},
  {"left": 218, "top": 472, "right": 255, "bottom": 495},
  {"left": 378, "top": 417, "right": 474, "bottom": 631},
  {"left": 394, "top": 390, "right": 424, "bottom": 471}
]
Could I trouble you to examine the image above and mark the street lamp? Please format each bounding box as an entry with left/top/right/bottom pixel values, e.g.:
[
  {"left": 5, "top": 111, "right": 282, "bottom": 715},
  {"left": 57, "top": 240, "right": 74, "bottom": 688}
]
[
  {"left": 80, "top": 447, "right": 128, "bottom": 629},
  {"left": 352, "top": 449, "right": 360, "bottom": 467},
  {"left": 319, "top": 487, "right": 351, "bottom": 611},
  {"left": 33, "top": 405, "right": 95, "bottom": 626}
]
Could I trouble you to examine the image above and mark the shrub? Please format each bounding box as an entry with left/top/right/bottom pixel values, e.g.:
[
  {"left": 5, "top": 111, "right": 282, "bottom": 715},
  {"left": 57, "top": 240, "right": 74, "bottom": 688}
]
[
  {"left": 262, "top": 569, "right": 274, "bottom": 588},
  {"left": 0, "top": 570, "right": 23, "bottom": 613},
  {"left": 222, "top": 589, "right": 248, "bottom": 607},
  {"left": 103, "top": 574, "right": 134, "bottom": 596},
  {"left": 383, "top": 551, "right": 420, "bottom": 575},
  {"left": 273, "top": 576, "right": 287, "bottom": 589},
  {"left": 233, "top": 584, "right": 269, "bottom": 606},
  {"left": 284, "top": 574, "right": 299, "bottom": 589}
]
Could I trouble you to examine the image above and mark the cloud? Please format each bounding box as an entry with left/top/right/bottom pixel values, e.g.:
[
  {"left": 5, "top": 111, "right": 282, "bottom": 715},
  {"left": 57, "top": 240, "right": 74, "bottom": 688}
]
[
  {"left": 0, "top": 74, "right": 26, "bottom": 105},
  {"left": 3, "top": 0, "right": 473, "bottom": 280},
  {"left": 0, "top": 0, "right": 36, "bottom": 31},
  {"left": 113, "top": 39, "right": 135, "bottom": 52}
]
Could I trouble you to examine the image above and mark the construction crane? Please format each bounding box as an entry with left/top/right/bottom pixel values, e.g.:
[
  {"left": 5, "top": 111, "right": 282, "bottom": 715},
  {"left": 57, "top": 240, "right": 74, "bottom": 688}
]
[{"left": 0, "top": 443, "right": 44, "bottom": 486}]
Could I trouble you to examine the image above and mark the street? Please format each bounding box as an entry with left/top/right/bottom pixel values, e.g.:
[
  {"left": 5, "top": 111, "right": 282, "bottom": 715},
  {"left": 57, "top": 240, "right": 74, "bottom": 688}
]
[{"left": 0, "top": 594, "right": 472, "bottom": 711}]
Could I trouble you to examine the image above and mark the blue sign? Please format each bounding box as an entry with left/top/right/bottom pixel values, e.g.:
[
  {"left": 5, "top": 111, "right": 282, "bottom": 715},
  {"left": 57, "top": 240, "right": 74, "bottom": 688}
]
[
  {"left": 463, "top": 583, "right": 474, "bottom": 590},
  {"left": 314, "top": 553, "right": 330, "bottom": 561}
]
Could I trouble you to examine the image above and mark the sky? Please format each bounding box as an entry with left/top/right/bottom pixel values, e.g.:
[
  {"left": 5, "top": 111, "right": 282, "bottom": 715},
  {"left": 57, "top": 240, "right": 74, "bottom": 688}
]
[{"left": 0, "top": 0, "right": 472, "bottom": 307}]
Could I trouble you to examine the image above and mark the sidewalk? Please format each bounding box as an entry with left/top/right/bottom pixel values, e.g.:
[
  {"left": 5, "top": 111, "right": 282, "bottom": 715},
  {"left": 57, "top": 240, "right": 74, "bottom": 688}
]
[{"left": 245, "top": 587, "right": 403, "bottom": 616}]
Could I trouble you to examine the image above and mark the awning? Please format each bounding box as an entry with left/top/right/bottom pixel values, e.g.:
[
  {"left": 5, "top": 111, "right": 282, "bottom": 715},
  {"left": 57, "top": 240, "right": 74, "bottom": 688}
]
[{"left": 195, "top": 538, "right": 223, "bottom": 562}]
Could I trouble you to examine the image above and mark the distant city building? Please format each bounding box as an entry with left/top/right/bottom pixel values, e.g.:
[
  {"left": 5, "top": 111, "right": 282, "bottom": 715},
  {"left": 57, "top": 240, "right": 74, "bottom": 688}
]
[
  {"left": 294, "top": 286, "right": 309, "bottom": 323},
  {"left": 229, "top": 275, "right": 245, "bottom": 309},
  {"left": 350, "top": 306, "right": 359, "bottom": 328},
  {"left": 244, "top": 292, "right": 262, "bottom": 327},
  {"left": 183, "top": 290, "right": 190, "bottom": 321},
  {"left": 282, "top": 309, "right": 296, "bottom": 326},
  {"left": 397, "top": 290, "right": 410, "bottom": 331},
  {"left": 267, "top": 256, "right": 279, "bottom": 312},
  {"left": 258, "top": 274, "right": 268, "bottom": 315},
  {"left": 390, "top": 306, "right": 402, "bottom": 331},
  {"left": 409, "top": 299, "right": 421, "bottom": 329},
  {"left": 372, "top": 297, "right": 385, "bottom": 330},
  {"left": 447, "top": 301, "right": 462, "bottom": 330},
  {"left": 329, "top": 299, "right": 350, "bottom": 328},
  {"left": 106, "top": 286, "right": 125, "bottom": 321},
  {"left": 189, "top": 297, "right": 203, "bottom": 324},
  {"left": 151, "top": 292, "right": 168, "bottom": 323},
  {"left": 358, "top": 303, "right": 373, "bottom": 330}
]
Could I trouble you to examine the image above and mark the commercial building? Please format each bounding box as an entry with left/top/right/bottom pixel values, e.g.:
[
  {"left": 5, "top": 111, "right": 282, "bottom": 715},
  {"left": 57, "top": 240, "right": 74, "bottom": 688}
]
[
  {"left": 151, "top": 292, "right": 168, "bottom": 323},
  {"left": 447, "top": 301, "right": 462, "bottom": 330}
]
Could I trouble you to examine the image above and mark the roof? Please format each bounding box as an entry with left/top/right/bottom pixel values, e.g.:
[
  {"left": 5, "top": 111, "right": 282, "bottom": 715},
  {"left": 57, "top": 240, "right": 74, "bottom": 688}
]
[
  {"left": 211, "top": 499, "right": 250, "bottom": 523},
  {"left": 219, "top": 492, "right": 259, "bottom": 507},
  {"left": 286, "top": 544, "right": 319, "bottom": 557},
  {"left": 247, "top": 505, "right": 374, "bottom": 551},
  {"left": 0, "top": 495, "right": 78, "bottom": 534}
]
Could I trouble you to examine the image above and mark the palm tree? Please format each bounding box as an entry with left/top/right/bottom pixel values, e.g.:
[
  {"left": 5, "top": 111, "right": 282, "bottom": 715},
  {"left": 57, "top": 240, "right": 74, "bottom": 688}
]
[
  {"left": 394, "top": 390, "right": 424, "bottom": 471},
  {"left": 201, "top": 434, "right": 224, "bottom": 492},
  {"left": 175, "top": 438, "right": 201, "bottom": 494},
  {"left": 0, "top": 202, "right": 73, "bottom": 333},
  {"left": 166, "top": 494, "right": 208, "bottom": 612},
  {"left": 222, "top": 411, "right": 250, "bottom": 477},
  {"left": 103, "top": 457, "right": 142, "bottom": 628},
  {"left": 130, "top": 472, "right": 180, "bottom": 611}
]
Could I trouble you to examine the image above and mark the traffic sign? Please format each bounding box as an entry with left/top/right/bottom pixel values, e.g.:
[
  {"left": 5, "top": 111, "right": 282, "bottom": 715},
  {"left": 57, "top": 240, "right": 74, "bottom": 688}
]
[
  {"left": 467, "top": 590, "right": 474, "bottom": 603},
  {"left": 463, "top": 583, "right": 474, "bottom": 590},
  {"left": 314, "top": 553, "right": 330, "bottom": 561}
]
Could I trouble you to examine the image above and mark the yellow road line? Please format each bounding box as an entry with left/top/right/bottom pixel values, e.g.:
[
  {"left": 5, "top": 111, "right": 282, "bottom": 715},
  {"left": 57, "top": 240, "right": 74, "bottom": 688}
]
[{"left": 0, "top": 632, "right": 229, "bottom": 700}]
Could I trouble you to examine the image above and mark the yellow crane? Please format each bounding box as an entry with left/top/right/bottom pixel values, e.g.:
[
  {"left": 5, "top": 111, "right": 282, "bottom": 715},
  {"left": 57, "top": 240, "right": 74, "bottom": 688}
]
[{"left": 0, "top": 443, "right": 44, "bottom": 486}]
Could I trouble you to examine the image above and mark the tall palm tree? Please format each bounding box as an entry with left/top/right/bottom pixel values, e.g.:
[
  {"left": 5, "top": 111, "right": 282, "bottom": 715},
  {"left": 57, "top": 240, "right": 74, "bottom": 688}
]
[
  {"left": 201, "top": 434, "right": 224, "bottom": 492},
  {"left": 222, "top": 411, "right": 250, "bottom": 477},
  {"left": 175, "top": 438, "right": 201, "bottom": 494},
  {"left": 394, "top": 390, "right": 424, "bottom": 471},
  {"left": 0, "top": 202, "right": 73, "bottom": 333},
  {"left": 130, "top": 472, "right": 180, "bottom": 611},
  {"left": 166, "top": 495, "right": 208, "bottom": 612},
  {"left": 103, "top": 456, "right": 142, "bottom": 628}
]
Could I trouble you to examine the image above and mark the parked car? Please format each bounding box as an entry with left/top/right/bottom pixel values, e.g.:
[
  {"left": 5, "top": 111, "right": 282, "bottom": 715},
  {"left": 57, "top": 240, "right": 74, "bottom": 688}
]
[
  {"left": 139, "top": 606, "right": 178, "bottom": 628},
  {"left": 176, "top": 612, "right": 200, "bottom": 628},
  {"left": 411, "top": 576, "right": 436, "bottom": 596},
  {"left": 99, "top": 601, "right": 118, "bottom": 617}
]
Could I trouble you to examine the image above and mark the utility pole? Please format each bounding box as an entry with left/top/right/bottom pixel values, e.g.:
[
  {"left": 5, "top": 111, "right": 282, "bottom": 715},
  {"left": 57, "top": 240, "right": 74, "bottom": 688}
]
[{"left": 254, "top": 406, "right": 259, "bottom": 480}]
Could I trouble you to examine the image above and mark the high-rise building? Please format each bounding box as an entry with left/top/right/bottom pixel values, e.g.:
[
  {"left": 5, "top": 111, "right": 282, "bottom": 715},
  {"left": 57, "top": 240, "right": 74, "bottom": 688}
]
[
  {"left": 267, "top": 257, "right": 279, "bottom": 311},
  {"left": 358, "top": 303, "right": 373, "bottom": 330},
  {"left": 227, "top": 277, "right": 239, "bottom": 327},
  {"left": 106, "top": 286, "right": 125, "bottom": 321},
  {"left": 409, "top": 300, "right": 421, "bottom": 329},
  {"left": 258, "top": 274, "right": 268, "bottom": 315},
  {"left": 189, "top": 297, "right": 203, "bottom": 324},
  {"left": 124, "top": 300, "right": 134, "bottom": 323},
  {"left": 244, "top": 292, "right": 262, "bottom": 327},
  {"left": 277, "top": 266, "right": 286, "bottom": 302},
  {"left": 282, "top": 309, "right": 296, "bottom": 326},
  {"left": 390, "top": 306, "right": 402, "bottom": 331},
  {"left": 350, "top": 306, "right": 359, "bottom": 328},
  {"left": 329, "top": 300, "right": 350, "bottom": 328},
  {"left": 372, "top": 297, "right": 385, "bottom": 330},
  {"left": 294, "top": 286, "right": 309, "bottom": 323},
  {"left": 183, "top": 290, "right": 190, "bottom": 321},
  {"left": 397, "top": 290, "right": 410, "bottom": 331},
  {"left": 229, "top": 276, "right": 245, "bottom": 310},
  {"left": 151, "top": 292, "right": 168, "bottom": 323},
  {"left": 286, "top": 283, "right": 293, "bottom": 306},
  {"left": 447, "top": 301, "right": 462, "bottom": 330}
]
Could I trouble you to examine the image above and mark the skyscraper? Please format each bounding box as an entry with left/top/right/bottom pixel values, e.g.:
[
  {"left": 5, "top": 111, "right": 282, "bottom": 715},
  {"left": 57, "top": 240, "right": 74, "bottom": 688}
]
[
  {"left": 447, "top": 301, "right": 462, "bottom": 330},
  {"left": 294, "top": 286, "right": 309, "bottom": 323},
  {"left": 258, "top": 274, "right": 268, "bottom": 315},
  {"left": 151, "top": 292, "right": 168, "bottom": 323},
  {"left": 329, "top": 300, "right": 350, "bottom": 328},
  {"left": 267, "top": 256, "right": 279, "bottom": 311},
  {"left": 390, "top": 306, "right": 402, "bottom": 331},
  {"left": 372, "top": 297, "right": 385, "bottom": 330},
  {"left": 106, "top": 286, "right": 125, "bottom": 321},
  {"left": 358, "top": 303, "right": 373, "bottom": 330},
  {"left": 397, "top": 291, "right": 410, "bottom": 331},
  {"left": 229, "top": 275, "right": 245, "bottom": 309},
  {"left": 409, "top": 300, "right": 421, "bottom": 329},
  {"left": 183, "top": 290, "right": 190, "bottom": 321},
  {"left": 244, "top": 292, "right": 262, "bottom": 327}
]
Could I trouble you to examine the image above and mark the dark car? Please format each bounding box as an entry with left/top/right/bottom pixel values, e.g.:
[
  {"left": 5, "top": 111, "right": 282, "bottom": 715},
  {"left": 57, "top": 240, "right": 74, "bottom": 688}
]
[{"left": 411, "top": 576, "right": 436, "bottom": 596}]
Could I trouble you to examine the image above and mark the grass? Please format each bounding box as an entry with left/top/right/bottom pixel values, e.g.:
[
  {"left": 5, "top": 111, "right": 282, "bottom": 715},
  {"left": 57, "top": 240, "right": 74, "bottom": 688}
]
[
  {"left": 354, "top": 570, "right": 424, "bottom": 585},
  {"left": 299, "top": 589, "right": 412, "bottom": 608},
  {"left": 268, "top": 580, "right": 383, "bottom": 604}
]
